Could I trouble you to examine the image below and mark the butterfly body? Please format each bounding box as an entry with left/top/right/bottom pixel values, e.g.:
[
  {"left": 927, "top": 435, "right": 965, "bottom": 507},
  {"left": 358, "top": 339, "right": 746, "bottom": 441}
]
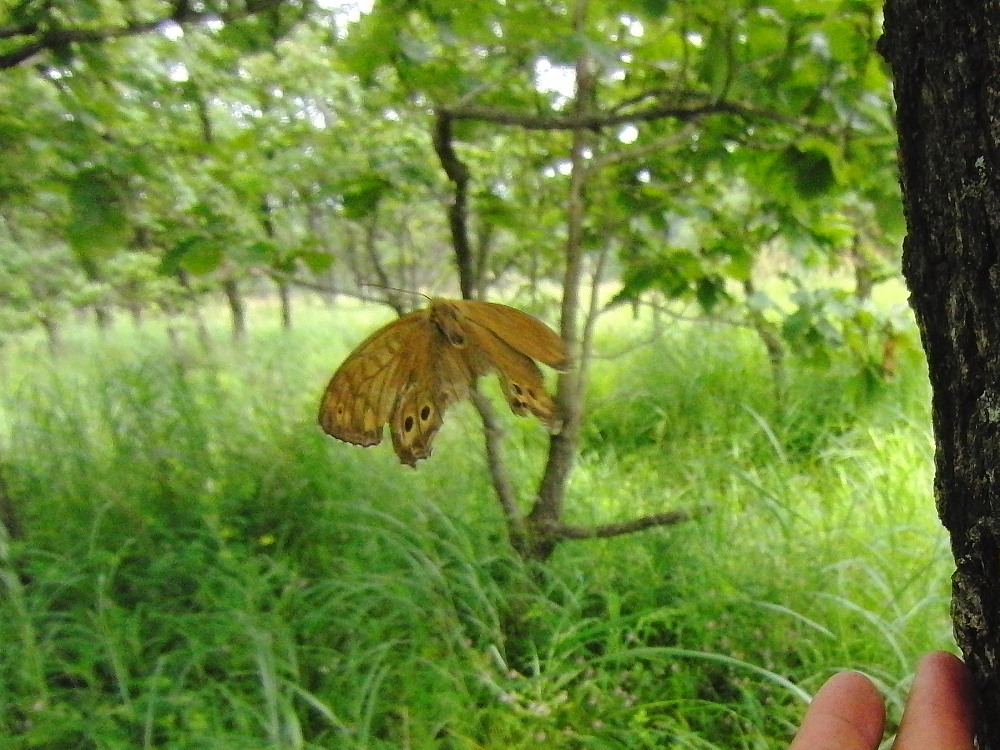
[{"left": 318, "top": 299, "right": 568, "bottom": 466}]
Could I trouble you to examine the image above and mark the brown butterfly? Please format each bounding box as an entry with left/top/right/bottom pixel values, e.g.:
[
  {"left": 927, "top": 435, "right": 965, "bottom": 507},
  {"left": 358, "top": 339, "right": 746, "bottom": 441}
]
[{"left": 318, "top": 298, "right": 569, "bottom": 467}]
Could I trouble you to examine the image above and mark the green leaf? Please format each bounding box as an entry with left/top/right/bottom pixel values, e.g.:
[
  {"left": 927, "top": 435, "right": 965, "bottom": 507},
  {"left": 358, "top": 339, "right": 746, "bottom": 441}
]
[
  {"left": 695, "top": 276, "right": 728, "bottom": 310},
  {"left": 341, "top": 5, "right": 405, "bottom": 82},
  {"left": 341, "top": 173, "right": 392, "bottom": 219},
  {"left": 698, "top": 28, "right": 732, "bottom": 95},
  {"left": 161, "top": 237, "right": 224, "bottom": 276},
  {"left": 476, "top": 191, "right": 520, "bottom": 229},
  {"left": 611, "top": 250, "right": 702, "bottom": 305},
  {"left": 66, "top": 169, "right": 130, "bottom": 264},
  {"left": 298, "top": 251, "right": 335, "bottom": 274},
  {"left": 246, "top": 240, "right": 277, "bottom": 263},
  {"left": 773, "top": 147, "right": 837, "bottom": 200},
  {"left": 637, "top": 0, "right": 673, "bottom": 16}
]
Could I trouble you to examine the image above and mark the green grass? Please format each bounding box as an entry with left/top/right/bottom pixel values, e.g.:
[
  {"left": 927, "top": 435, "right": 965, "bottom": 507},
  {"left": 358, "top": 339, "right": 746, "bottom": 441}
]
[{"left": 0, "top": 299, "right": 953, "bottom": 749}]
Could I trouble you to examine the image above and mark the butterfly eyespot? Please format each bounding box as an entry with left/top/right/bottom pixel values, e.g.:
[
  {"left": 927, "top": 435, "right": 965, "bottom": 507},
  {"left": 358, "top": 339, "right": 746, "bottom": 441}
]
[
  {"left": 404, "top": 415, "right": 415, "bottom": 432},
  {"left": 420, "top": 405, "right": 432, "bottom": 421}
]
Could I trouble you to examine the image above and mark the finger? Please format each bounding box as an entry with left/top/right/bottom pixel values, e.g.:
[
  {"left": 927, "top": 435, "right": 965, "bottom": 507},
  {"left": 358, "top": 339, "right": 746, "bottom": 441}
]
[
  {"left": 789, "top": 670, "right": 885, "bottom": 750},
  {"left": 893, "top": 651, "right": 975, "bottom": 750}
]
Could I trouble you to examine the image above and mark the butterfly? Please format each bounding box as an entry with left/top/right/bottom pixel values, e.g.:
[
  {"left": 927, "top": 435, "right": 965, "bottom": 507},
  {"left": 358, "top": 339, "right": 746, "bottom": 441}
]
[{"left": 318, "top": 298, "right": 569, "bottom": 466}]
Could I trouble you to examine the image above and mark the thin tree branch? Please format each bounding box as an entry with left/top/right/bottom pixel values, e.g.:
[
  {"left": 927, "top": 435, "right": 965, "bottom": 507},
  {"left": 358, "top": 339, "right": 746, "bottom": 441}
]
[
  {"left": 434, "top": 106, "right": 526, "bottom": 549},
  {"left": 431, "top": 110, "right": 475, "bottom": 299},
  {"left": 588, "top": 124, "right": 699, "bottom": 172},
  {"left": 441, "top": 99, "right": 809, "bottom": 133},
  {"left": 469, "top": 389, "right": 527, "bottom": 548},
  {"left": 575, "top": 241, "right": 610, "bottom": 408},
  {"left": 0, "top": 0, "right": 290, "bottom": 70},
  {"left": 361, "top": 211, "right": 392, "bottom": 290},
  {"left": 544, "top": 505, "right": 714, "bottom": 541}
]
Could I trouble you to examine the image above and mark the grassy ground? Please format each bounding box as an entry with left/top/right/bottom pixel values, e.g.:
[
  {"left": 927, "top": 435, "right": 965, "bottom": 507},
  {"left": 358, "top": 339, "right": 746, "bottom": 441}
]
[{"left": 0, "top": 297, "right": 953, "bottom": 749}]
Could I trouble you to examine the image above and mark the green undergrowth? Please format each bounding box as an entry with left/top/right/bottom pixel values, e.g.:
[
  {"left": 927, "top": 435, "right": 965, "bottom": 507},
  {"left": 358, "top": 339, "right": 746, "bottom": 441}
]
[{"left": 0, "top": 303, "right": 952, "bottom": 749}]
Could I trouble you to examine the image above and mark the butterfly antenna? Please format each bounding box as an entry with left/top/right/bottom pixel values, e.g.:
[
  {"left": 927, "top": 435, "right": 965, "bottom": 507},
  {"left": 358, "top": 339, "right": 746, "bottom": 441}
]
[{"left": 360, "top": 283, "right": 432, "bottom": 302}]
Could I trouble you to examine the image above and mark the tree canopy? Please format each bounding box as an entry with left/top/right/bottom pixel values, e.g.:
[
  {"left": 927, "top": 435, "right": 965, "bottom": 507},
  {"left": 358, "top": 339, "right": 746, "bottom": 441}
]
[{"left": 1, "top": 0, "right": 898, "bottom": 355}]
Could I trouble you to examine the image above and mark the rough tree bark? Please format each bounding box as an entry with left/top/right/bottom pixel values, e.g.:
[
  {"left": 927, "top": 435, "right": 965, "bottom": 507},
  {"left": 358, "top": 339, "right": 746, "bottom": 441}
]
[{"left": 880, "top": 3, "right": 1000, "bottom": 746}]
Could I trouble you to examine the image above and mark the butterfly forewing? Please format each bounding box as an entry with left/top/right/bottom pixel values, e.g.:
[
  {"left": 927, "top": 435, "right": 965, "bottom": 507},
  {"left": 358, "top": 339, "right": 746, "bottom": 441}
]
[
  {"left": 455, "top": 300, "right": 569, "bottom": 370},
  {"left": 318, "top": 311, "right": 428, "bottom": 447}
]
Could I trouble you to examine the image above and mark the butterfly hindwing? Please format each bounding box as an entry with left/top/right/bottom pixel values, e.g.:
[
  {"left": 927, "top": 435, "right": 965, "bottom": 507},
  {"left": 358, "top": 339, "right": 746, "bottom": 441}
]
[
  {"left": 389, "top": 341, "right": 475, "bottom": 466},
  {"left": 460, "top": 314, "right": 561, "bottom": 429}
]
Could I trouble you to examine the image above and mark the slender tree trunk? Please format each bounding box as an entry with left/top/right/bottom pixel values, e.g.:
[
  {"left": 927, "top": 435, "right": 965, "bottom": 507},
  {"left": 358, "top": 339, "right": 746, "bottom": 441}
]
[
  {"left": 743, "top": 278, "right": 787, "bottom": 407},
  {"left": 880, "top": 3, "right": 1000, "bottom": 746},
  {"left": 259, "top": 193, "right": 293, "bottom": 329},
  {"left": 92, "top": 305, "right": 112, "bottom": 330},
  {"left": 174, "top": 269, "right": 211, "bottom": 351},
  {"left": 222, "top": 277, "right": 247, "bottom": 342},
  {"left": 429, "top": 0, "right": 706, "bottom": 562},
  {"left": 473, "top": 220, "right": 493, "bottom": 300},
  {"left": 40, "top": 314, "right": 61, "bottom": 355},
  {"left": 525, "top": 0, "right": 594, "bottom": 560},
  {"left": 72, "top": 227, "right": 113, "bottom": 333},
  {"left": 276, "top": 277, "right": 292, "bottom": 330}
]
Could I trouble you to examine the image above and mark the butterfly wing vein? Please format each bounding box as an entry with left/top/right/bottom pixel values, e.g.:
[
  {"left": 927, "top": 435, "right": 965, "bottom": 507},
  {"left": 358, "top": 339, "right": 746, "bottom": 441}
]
[{"left": 318, "top": 313, "right": 426, "bottom": 447}]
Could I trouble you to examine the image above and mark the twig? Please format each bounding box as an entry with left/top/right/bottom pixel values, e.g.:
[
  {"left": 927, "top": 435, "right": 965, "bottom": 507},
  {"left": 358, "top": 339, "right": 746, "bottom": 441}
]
[
  {"left": 543, "top": 504, "right": 714, "bottom": 541},
  {"left": 588, "top": 124, "right": 698, "bottom": 172},
  {"left": 576, "top": 242, "right": 610, "bottom": 405},
  {"left": 441, "top": 99, "right": 814, "bottom": 134}
]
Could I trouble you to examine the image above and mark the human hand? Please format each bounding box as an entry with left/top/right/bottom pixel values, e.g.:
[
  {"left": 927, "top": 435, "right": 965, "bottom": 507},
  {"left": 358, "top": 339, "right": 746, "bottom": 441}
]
[{"left": 789, "top": 651, "right": 975, "bottom": 750}]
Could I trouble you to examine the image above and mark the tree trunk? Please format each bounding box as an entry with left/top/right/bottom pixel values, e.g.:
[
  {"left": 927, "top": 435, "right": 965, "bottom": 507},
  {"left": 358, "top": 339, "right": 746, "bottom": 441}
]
[
  {"left": 522, "top": 0, "right": 595, "bottom": 560},
  {"left": 40, "top": 314, "right": 62, "bottom": 355},
  {"left": 222, "top": 277, "right": 247, "bottom": 342},
  {"left": 276, "top": 276, "right": 292, "bottom": 330},
  {"left": 127, "top": 302, "right": 143, "bottom": 328},
  {"left": 429, "top": 0, "right": 705, "bottom": 561},
  {"left": 880, "top": 3, "right": 1000, "bottom": 746},
  {"left": 174, "top": 269, "right": 212, "bottom": 351}
]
